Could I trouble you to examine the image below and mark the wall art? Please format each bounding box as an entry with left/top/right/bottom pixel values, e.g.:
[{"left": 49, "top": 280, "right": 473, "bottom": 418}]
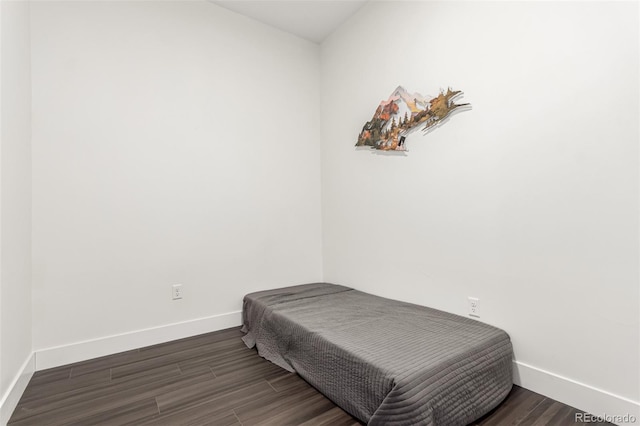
[{"left": 356, "top": 86, "right": 470, "bottom": 152}]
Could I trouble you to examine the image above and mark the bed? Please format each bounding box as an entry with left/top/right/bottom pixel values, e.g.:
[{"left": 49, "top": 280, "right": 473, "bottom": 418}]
[{"left": 241, "top": 283, "right": 513, "bottom": 426}]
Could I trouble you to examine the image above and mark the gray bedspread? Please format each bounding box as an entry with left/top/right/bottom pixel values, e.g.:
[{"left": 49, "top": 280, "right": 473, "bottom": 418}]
[{"left": 241, "top": 283, "right": 513, "bottom": 426}]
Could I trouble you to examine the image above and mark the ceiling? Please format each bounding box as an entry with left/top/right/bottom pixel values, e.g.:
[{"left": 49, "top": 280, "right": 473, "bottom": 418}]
[{"left": 211, "top": 1, "right": 369, "bottom": 43}]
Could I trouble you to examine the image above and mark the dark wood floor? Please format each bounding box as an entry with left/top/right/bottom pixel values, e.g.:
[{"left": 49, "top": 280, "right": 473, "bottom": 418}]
[{"left": 9, "top": 327, "right": 611, "bottom": 426}]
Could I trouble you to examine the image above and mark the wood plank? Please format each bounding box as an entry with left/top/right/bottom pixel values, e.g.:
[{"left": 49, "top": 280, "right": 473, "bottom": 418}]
[
  {"left": 64, "top": 398, "right": 159, "bottom": 426},
  {"left": 19, "top": 368, "right": 111, "bottom": 404},
  {"left": 28, "top": 365, "right": 72, "bottom": 386},
  {"left": 68, "top": 349, "right": 141, "bottom": 377},
  {"left": 298, "top": 407, "right": 363, "bottom": 426},
  {"left": 112, "top": 338, "right": 247, "bottom": 379},
  {"left": 10, "top": 370, "right": 215, "bottom": 425},
  {"left": 240, "top": 389, "right": 337, "bottom": 426},
  {"left": 234, "top": 383, "right": 321, "bottom": 424},
  {"left": 136, "top": 400, "right": 240, "bottom": 426},
  {"left": 157, "top": 380, "right": 276, "bottom": 418},
  {"left": 11, "top": 363, "right": 182, "bottom": 422},
  {"left": 156, "top": 368, "right": 283, "bottom": 413},
  {"left": 267, "top": 372, "right": 313, "bottom": 392},
  {"left": 518, "top": 396, "right": 557, "bottom": 426},
  {"left": 177, "top": 344, "right": 257, "bottom": 375},
  {"left": 547, "top": 405, "right": 575, "bottom": 425},
  {"left": 475, "top": 386, "right": 543, "bottom": 425}
]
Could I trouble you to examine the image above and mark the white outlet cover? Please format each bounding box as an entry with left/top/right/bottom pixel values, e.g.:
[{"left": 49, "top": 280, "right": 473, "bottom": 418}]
[
  {"left": 172, "top": 284, "right": 183, "bottom": 300},
  {"left": 468, "top": 297, "right": 479, "bottom": 317}
]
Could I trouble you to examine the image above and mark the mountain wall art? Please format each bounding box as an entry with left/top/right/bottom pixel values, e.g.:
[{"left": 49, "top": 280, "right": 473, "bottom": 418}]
[{"left": 356, "top": 86, "right": 470, "bottom": 152}]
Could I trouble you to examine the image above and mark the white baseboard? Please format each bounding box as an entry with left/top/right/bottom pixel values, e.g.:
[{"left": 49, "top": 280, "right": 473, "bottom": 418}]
[
  {"left": 514, "top": 361, "right": 640, "bottom": 425},
  {"left": 35, "top": 310, "right": 242, "bottom": 371},
  {"left": 0, "top": 352, "right": 35, "bottom": 426}
]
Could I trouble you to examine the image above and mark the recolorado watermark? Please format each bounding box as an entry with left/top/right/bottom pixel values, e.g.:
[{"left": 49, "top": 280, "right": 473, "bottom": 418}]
[{"left": 575, "top": 413, "right": 637, "bottom": 424}]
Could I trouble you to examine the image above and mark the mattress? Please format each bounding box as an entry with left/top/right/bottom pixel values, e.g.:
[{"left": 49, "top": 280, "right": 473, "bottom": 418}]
[{"left": 241, "top": 283, "right": 513, "bottom": 426}]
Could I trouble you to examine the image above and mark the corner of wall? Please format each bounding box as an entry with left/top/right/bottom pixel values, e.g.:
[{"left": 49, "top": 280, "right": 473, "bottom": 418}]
[
  {"left": 0, "top": 0, "right": 34, "bottom": 422},
  {"left": 0, "top": 352, "right": 35, "bottom": 426}
]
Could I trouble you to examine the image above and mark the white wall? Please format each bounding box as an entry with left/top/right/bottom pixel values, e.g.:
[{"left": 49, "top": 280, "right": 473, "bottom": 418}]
[
  {"left": 30, "top": 1, "right": 323, "bottom": 357},
  {"left": 0, "top": 0, "right": 34, "bottom": 421},
  {"left": 321, "top": 0, "right": 639, "bottom": 417}
]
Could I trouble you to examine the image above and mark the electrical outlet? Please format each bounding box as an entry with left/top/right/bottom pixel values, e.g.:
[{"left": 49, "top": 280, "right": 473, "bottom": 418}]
[
  {"left": 172, "top": 284, "right": 183, "bottom": 300},
  {"left": 468, "top": 297, "right": 479, "bottom": 317}
]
